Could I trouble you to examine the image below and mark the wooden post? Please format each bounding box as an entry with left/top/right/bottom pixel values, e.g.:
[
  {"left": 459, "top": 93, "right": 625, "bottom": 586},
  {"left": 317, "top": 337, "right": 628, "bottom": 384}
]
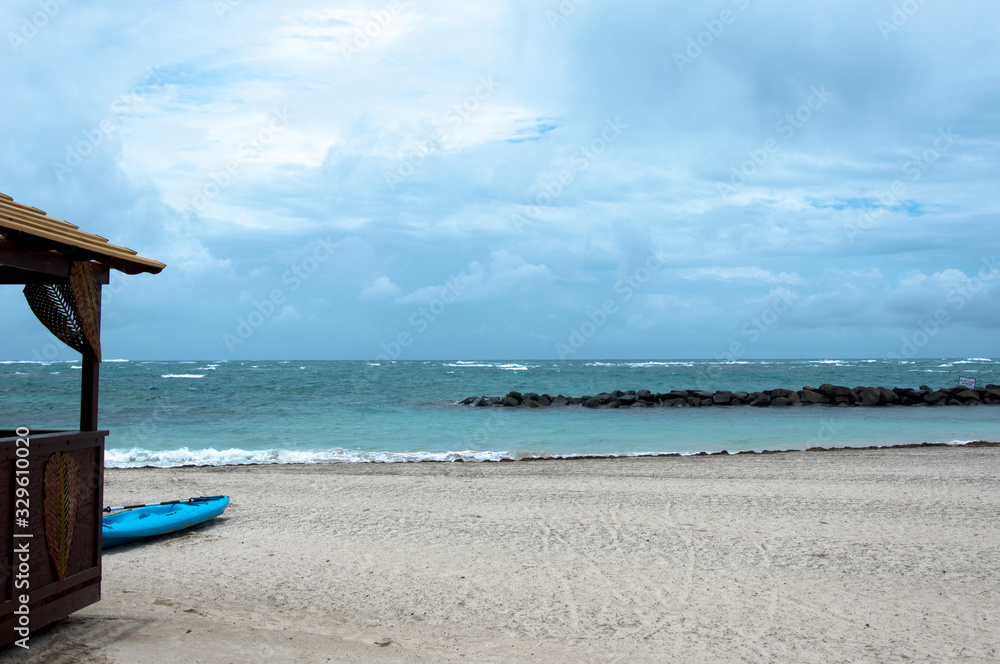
[{"left": 80, "top": 283, "right": 102, "bottom": 431}]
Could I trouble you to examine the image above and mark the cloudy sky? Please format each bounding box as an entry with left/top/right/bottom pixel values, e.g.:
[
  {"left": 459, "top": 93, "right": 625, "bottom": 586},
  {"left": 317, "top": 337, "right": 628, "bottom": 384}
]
[{"left": 1, "top": 0, "right": 998, "bottom": 361}]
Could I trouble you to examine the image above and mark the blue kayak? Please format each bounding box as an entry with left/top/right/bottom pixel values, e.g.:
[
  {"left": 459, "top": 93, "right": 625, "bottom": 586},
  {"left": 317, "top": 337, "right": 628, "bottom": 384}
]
[{"left": 102, "top": 495, "right": 230, "bottom": 548}]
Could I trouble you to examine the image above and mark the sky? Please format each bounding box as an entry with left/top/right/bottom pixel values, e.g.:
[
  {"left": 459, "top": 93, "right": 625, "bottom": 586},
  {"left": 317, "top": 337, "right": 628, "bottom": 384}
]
[{"left": 1, "top": 0, "right": 998, "bottom": 361}]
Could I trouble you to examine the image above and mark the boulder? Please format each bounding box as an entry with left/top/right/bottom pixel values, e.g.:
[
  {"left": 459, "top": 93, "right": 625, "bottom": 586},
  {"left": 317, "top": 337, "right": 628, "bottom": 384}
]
[
  {"left": 502, "top": 396, "right": 520, "bottom": 407},
  {"left": 771, "top": 397, "right": 794, "bottom": 406},
  {"left": 459, "top": 396, "right": 476, "bottom": 405},
  {"left": 858, "top": 387, "right": 882, "bottom": 406},
  {"left": 923, "top": 391, "right": 947, "bottom": 405},
  {"left": 712, "top": 391, "right": 734, "bottom": 405},
  {"left": 686, "top": 397, "right": 702, "bottom": 407},
  {"left": 798, "top": 389, "right": 828, "bottom": 405},
  {"left": 819, "top": 384, "right": 852, "bottom": 399},
  {"left": 954, "top": 389, "right": 981, "bottom": 403},
  {"left": 770, "top": 388, "right": 795, "bottom": 399},
  {"left": 877, "top": 387, "right": 900, "bottom": 405},
  {"left": 522, "top": 392, "right": 539, "bottom": 401},
  {"left": 582, "top": 397, "right": 603, "bottom": 408},
  {"left": 700, "top": 398, "right": 714, "bottom": 407},
  {"left": 749, "top": 393, "right": 771, "bottom": 407},
  {"left": 537, "top": 396, "right": 552, "bottom": 406},
  {"left": 733, "top": 391, "right": 750, "bottom": 404},
  {"left": 472, "top": 396, "right": 490, "bottom": 407},
  {"left": 505, "top": 391, "right": 523, "bottom": 402},
  {"left": 618, "top": 395, "right": 636, "bottom": 407},
  {"left": 551, "top": 396, "right": 569, "bottom": 406}
]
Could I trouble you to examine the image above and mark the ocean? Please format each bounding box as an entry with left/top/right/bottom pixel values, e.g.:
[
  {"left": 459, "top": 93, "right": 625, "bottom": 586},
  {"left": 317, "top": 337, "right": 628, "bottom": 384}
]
[{"left": 2, "top": 358, "right": 997, "bottom": 467}]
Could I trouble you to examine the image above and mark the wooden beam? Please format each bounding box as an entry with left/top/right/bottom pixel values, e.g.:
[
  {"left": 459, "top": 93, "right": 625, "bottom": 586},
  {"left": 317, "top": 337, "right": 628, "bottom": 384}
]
[
  {"left": 0, "top": 266, "right": 67, "bottom": 284},
  {"left": 81, "top": 350, "right": 100, "bottom": 431},
  {"left": 0, "top": 239, "right": 110, "bottom": 283},
  {"left": 80, "top": 284, "right": 102, "bottom": 431}
]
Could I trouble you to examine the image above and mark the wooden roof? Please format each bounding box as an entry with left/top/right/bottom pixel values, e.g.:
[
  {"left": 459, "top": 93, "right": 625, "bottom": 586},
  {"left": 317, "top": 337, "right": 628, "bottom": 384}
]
[{"left": 0, "top": 191, "right": 165, "bottom": 276}]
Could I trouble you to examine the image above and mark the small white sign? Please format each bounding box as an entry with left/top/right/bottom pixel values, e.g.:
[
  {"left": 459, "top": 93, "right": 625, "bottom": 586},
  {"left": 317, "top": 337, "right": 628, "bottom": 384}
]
[{"left": 959, "top": 377, "right": 976, "bottom": 389}]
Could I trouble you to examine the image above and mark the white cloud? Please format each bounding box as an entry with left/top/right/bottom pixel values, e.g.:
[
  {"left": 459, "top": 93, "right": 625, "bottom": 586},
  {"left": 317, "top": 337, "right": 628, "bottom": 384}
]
[
  {"left": 273, "top": 305, "right": 302, "bottom": 323},
  {"left": 928, "top": 269, "right": 974, "bottom": 289},
  {"left": 676, "top": 267, "right": 802, "bottom": 285},
  {"left": 360, "top": 275, "right": 401, "bottom": 301},
  {"left": 395, "top": 250, "right": 552, "bottom": 305},
  {"left": 898, "top": 272, "right": 927, "bottom": 287}
]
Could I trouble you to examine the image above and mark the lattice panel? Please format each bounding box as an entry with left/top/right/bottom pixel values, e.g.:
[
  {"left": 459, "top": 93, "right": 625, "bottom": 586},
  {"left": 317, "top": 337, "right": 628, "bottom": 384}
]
[{"left": 22, "top": 262, "right": 101, "bottom": 360}]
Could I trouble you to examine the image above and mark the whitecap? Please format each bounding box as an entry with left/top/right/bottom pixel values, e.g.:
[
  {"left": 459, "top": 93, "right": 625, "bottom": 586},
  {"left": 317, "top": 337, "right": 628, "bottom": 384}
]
[
  {"left": 160, "top": 374, "right": 206, "bottom": 379},
  {"left": 104, "top": 446, "right": 518, "bottom": 468},
  {"left": 587, "top": 361, "right": 695, "bottom": 368}
]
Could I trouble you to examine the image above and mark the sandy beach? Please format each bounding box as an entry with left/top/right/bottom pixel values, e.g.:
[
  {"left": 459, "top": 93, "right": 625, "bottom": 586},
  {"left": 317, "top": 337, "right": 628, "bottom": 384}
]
[{"left": 6, "top": 445, "right": 1000, "bottom": 663}]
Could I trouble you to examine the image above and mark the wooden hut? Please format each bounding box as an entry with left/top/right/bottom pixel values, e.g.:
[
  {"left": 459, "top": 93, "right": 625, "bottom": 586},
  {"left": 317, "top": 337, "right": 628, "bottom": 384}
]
[{"left": 0, "top": 192, "right": 164, "bottom": 646}]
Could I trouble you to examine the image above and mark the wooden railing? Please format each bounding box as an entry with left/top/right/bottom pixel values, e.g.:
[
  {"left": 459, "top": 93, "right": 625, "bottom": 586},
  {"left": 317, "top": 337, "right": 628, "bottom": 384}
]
[{"left": 1, "top": 429, "right": 105, "bottom": 647}]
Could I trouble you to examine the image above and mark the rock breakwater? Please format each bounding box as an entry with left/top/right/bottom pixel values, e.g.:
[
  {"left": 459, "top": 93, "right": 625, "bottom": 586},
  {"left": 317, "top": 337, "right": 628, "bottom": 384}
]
[{"left": 458, "top": 384, "right": 1000, "bottom": 408}]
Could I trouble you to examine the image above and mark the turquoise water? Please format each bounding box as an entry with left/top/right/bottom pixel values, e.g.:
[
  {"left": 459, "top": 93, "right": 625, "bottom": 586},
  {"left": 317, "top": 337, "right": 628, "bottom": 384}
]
[{"left": 1, "top": 358, "right": 997, "bottom": 466}]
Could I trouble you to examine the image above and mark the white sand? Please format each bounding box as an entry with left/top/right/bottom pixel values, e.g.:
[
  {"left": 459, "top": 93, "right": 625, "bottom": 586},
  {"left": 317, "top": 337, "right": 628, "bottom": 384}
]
[{"left": 8, "top": 446, "right": 1000, "bottom": 663}]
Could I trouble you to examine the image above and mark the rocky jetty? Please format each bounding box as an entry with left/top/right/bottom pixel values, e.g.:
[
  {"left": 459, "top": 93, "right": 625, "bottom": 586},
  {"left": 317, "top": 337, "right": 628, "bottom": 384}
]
[{"left": 458, "top": 384, "right": 1000, "bottom": 408}]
